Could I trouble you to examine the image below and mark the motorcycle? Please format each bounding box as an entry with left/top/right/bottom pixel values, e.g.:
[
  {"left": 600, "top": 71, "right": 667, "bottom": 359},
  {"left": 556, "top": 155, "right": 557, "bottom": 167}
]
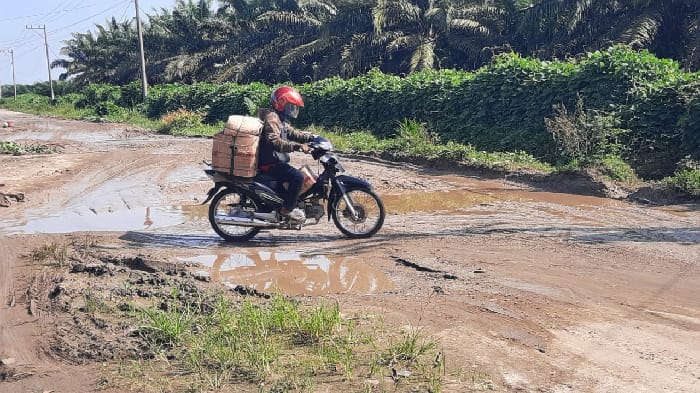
[{"left": 202, "top": 136, "right": 385, "bottom": 241}]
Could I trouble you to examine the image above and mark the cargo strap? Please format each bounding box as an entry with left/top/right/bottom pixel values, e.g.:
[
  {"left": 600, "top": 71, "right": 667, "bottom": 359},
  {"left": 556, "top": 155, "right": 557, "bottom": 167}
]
[{"left": 259, "top": 163, "right": 276, "bottom": 172}]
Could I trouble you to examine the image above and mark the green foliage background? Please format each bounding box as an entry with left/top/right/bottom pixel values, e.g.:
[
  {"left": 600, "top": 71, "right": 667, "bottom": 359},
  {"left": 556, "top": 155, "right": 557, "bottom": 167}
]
[
  {"left": 3, "top": 46, "right": 698, "bottom": 181},
  {"left": 129, "top": 46, "right": 698, "bottom": 179}
]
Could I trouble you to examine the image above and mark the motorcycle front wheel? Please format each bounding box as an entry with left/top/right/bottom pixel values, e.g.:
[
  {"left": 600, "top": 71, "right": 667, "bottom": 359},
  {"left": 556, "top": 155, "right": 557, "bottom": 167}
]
[
  {"left": 331, "top": 188, "right": 385, "bottom": 238},
  {"left": 208, "top": 188, "right": 261, "bottom": 241}
]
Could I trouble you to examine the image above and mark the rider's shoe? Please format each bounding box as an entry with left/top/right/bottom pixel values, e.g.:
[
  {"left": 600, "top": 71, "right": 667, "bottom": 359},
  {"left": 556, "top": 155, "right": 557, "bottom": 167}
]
[{"left": 281, "top": 207, "right": 306, "bottom": 222}]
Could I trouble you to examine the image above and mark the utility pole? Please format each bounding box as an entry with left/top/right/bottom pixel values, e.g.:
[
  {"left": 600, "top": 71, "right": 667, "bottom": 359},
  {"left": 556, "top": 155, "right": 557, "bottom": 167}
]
[
  {"left": 134, "top": 0, "right": 148, "bottom": 98},
  {"left": 26, "top": 25, "right": 55, "bottom": 101},
  {"left": 0, "top": 49, "right": 17, "bottom": 100}
]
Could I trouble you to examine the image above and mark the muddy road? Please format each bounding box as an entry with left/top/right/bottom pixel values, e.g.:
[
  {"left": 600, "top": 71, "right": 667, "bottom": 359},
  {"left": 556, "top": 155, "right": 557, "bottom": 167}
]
[{"left": 1, "top": 109, "right": 699, "bottom": 392}]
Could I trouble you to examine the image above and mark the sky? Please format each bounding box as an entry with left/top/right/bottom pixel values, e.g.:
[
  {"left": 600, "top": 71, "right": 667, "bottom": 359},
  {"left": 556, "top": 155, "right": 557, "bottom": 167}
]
[{"left": 0, "top": 0, "right": 178, "bottom": 85}]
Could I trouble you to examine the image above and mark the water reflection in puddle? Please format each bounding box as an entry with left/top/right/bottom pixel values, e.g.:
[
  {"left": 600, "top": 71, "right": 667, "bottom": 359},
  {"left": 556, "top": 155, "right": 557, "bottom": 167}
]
[
  {"left": 181, "top": 251, "right": 394, "bottom": 296},
  {"left": 12, "top": 206, "right": 184, "bottom": 234}
]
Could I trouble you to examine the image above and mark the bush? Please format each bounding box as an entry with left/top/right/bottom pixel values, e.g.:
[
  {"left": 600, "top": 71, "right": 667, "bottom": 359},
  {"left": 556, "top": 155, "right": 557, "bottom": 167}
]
[
  {"left": 6, "top": 45, "right": 697, "bottom": 181},
  {"left": 93, "top": 101, "right": 124, "bottom": 117},
  {"left": 545, "top": 95, "right": 626, "bottom": 163},
  {"left": 159, "top": 108, "right": 205, "bottom": 135},
  {"left": 75, "top": 84, "right": 121, "bottom": 109},
  {"left": 662, "top": 158, "right": 700, "bottom": 196}
]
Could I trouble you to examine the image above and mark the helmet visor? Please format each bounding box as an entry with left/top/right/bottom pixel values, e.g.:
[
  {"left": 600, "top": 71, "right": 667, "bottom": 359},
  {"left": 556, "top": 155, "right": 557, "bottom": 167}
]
[{"left": 284, "top": 103, "right": 300, "bottom": 118}]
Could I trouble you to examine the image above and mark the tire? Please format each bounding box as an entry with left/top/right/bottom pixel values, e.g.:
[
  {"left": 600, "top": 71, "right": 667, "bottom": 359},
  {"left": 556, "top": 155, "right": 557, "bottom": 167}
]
[
  {"left": 208, "top": 188, "right": 261, "bottom": 242},
  {"left": 331, "top": 188, "right": 385, "bottom": 238}
]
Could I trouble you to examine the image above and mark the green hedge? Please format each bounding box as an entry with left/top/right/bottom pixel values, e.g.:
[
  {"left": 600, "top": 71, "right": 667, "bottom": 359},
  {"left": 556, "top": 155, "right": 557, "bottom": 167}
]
[
  {"left": 19, "top": 45, "right": 694, "bottom": 180},
  {"left": 143, "top": 82, "right": 270, "bottom": 123}
]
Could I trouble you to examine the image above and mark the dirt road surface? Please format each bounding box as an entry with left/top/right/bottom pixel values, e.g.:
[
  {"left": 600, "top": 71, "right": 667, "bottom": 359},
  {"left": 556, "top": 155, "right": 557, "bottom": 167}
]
[{"left": 1, "top": 109, "right": 699, "bottom": 392}]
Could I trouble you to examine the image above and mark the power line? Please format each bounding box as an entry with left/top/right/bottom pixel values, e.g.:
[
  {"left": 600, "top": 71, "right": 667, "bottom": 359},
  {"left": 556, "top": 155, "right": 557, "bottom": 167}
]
[
  {"left": 119, "top": 0, "right": 135, "bottom": 24},
  {"left": 0, "top": 3, "right": 107, "bottom": 22},
  {"left": 48, "top": 1, "right": 131, "bottom": 35}
]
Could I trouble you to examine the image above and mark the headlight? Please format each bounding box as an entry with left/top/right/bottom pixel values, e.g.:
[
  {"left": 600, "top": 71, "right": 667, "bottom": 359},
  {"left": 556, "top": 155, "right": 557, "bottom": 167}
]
[{"left": 320, "top": 153, "right": 345, "bottom": 172}]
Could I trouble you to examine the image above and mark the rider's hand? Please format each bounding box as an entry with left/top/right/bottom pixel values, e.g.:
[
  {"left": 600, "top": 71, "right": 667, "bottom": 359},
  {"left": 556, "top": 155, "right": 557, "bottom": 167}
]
[{"left": 299, "top": 144, "right": 311, "bottom": 154}]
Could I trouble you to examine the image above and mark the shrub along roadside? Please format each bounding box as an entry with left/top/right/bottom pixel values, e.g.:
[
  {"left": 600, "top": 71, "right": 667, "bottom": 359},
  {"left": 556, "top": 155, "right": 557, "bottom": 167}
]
[
  {"left": 1, "top": 45, "right": 698, "bottom": 198},
  {"left": 2, "top": 93, "right": 697, "bottom": 198},
  {"left": 34, "top": 46, "right": 690, "bottom": 181}
]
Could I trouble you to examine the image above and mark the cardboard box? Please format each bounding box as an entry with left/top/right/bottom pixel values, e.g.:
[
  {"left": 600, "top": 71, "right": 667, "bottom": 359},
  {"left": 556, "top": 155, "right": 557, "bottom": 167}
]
[{"left": 211, "top": 115, "right": 263, "bottom": 180}]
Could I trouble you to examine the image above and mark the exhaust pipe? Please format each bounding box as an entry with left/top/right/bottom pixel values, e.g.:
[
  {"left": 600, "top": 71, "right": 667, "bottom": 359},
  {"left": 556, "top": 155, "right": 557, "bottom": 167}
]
[{"left": 214, "top": 215, "right": 277, "bottom": 228}]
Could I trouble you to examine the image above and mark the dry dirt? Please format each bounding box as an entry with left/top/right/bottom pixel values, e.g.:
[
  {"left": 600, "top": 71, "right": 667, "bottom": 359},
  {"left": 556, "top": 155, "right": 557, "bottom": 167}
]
[{"left": 0, "top": 109, "right": 699, "bottom": 393}]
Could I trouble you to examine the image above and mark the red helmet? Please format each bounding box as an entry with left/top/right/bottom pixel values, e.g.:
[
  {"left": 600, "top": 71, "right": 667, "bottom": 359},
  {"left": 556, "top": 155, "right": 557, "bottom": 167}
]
[{"left": 271, "top": 86, "right": 304, "bottom": 117}]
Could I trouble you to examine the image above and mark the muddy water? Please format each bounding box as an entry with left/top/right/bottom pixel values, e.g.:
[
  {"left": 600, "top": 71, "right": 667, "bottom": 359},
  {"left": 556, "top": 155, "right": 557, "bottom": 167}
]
[
  {"left": 181, "top": 251, "right": 394, "bottom": 295},
  {"left": 12, "top": 206, "right": 183, "bottom": 235},
  {"left": 381, "top": 180, "right": 624, "bottom": 214},
  {"left": 2, "top": 181, "right": 681, "bottom": 236}
]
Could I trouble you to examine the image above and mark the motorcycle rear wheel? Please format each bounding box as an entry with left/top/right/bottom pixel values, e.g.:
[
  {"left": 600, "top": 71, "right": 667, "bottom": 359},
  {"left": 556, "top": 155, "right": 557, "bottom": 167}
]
[
  {"left": 331, "top": 188, "right": 385, "bottom": 238},
  {"left": 208, "top": 188, "right": 261, "bottom": 241}
]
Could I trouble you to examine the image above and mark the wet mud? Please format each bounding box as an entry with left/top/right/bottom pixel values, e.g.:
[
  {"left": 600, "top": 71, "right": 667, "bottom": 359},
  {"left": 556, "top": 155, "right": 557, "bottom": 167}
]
[{"left": 1, "top": 109, "right": 699, "bottom": 393}]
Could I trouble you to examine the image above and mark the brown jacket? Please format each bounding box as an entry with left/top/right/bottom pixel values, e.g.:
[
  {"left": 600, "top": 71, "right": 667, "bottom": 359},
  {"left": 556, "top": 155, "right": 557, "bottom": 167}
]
[{"left": 258, "top": 109, "right": 314, "bottom": 167}]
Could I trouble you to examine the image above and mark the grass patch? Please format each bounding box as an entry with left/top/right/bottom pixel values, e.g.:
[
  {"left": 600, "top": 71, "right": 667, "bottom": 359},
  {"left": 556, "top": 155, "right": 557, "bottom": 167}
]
[
  {"left": 30, "top": 242, "right": 69, "bottom": 266},
  {"left": 312, "top": 120, "right": 553, "bottom": 173},
  {"left": 1, "top": 94, "right": 88, "bottom": 118},
  {"left": 0, "top": 141, "right": 56, "bottom": 155},
  {"left": 113, "top": 292, "right": 443, "bottom": 392},
  {"left": 0, "top": 94, "right": 162, "bottom": 130}
]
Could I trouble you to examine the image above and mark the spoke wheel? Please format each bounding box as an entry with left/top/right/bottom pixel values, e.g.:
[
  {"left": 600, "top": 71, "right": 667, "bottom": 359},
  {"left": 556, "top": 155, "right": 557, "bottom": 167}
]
[
  {"left": 331, "top": 189, "right": 385, "bottom": 238},
  {"left": 208, "top": 188, "right": 260, "bottom": 242}
]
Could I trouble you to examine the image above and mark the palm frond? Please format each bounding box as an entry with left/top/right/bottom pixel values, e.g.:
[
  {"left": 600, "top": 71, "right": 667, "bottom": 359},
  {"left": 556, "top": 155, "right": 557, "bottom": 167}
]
[
  {"left": 409, "top": 39, "right": 435, "bottom": 72},
  {"left": 163, "top": 53, "right": 207, "bottom": 82},
  {"left": 279, "top": 38, "right": 332, "bottom": 65},
  {"left": 373, "top": 0, "right": 387, "bottom": 34},
  {"left": 684, "top": 11, "right": 700, "bottom": 70},
  {"left": 299, "top": 0, "right": 338, "bottom": 17},
  {"left": 616, "top": 11, "right": 661, "bottom": 48},
  {"left": 567, "top": 0, "right": 593, "bottom": 34},
  {"left": 450, "top": 18, "right": 491, "bottom": 36},
  {"left": 374, "top": 0, "right": 421, "bottom": 33},
  {"left": 256, "top": 10, "right": 321, "bottom": 28},
  {"left": 386, "top": 34, "right": 420, "bottom": 54}
]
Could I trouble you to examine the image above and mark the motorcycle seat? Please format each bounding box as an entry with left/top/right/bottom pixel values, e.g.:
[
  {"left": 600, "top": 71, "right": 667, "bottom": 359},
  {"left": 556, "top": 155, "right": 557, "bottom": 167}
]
[{"left": 253, "top": 173, "right": 283, "bottom": 194}]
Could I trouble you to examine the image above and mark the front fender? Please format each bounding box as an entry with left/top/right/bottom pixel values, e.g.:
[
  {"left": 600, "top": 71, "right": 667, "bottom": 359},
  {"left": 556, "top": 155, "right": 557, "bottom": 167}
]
[{"left": 326, "top": 175, "right": 374, "bottom": 218}]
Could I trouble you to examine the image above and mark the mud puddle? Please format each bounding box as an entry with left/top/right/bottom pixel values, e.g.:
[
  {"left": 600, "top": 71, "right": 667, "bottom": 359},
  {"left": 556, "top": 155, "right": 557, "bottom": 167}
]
[
  {"left": 381, "top": 186, "right": 623, "bottom": 214},
  {"left": 181, "top": 251, "right": 394, "bottom": 296},
  {"left": 1, "top": 120, "right": 154, "bottom": 146},
  {"left": 4, "top": 206, "right": 185, "bottom": 235}
]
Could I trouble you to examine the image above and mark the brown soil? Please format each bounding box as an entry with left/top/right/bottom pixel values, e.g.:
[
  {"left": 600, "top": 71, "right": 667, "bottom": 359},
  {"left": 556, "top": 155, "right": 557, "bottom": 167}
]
[{"left": 1, "top": 109, "right": 699, "bottom": 392}]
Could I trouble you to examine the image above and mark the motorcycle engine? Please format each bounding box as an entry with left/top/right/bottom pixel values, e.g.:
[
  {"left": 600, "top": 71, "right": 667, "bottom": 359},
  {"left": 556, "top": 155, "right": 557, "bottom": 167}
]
[{"left": 305, "top": 202, "right": 325, "bottom": 223}]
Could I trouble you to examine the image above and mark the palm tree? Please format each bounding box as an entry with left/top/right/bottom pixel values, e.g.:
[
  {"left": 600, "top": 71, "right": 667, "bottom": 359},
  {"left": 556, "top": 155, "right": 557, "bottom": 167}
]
[
  {"left": 511, "top": 0, "right": 700, "bottom": 70},
  {"left": 146, "top": 0, "right": 232, "bottom": 83},
  {"left": 53, "top": 18, "right": 139, "bottom": 85},
  {"left": 274, "top": 0, "right": 376, "bottom": 81},
  {"left": 206, "top": 0, "right": 370, "bottom": 83},
  {"left": 341, "top": 0, "right": 504, "bottom": 75}
]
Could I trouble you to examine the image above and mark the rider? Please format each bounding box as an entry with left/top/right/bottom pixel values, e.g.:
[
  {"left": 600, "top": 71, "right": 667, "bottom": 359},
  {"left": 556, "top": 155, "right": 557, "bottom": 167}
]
[{"left": 258, "top": 85, "right": 315, "bottom": 222}]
